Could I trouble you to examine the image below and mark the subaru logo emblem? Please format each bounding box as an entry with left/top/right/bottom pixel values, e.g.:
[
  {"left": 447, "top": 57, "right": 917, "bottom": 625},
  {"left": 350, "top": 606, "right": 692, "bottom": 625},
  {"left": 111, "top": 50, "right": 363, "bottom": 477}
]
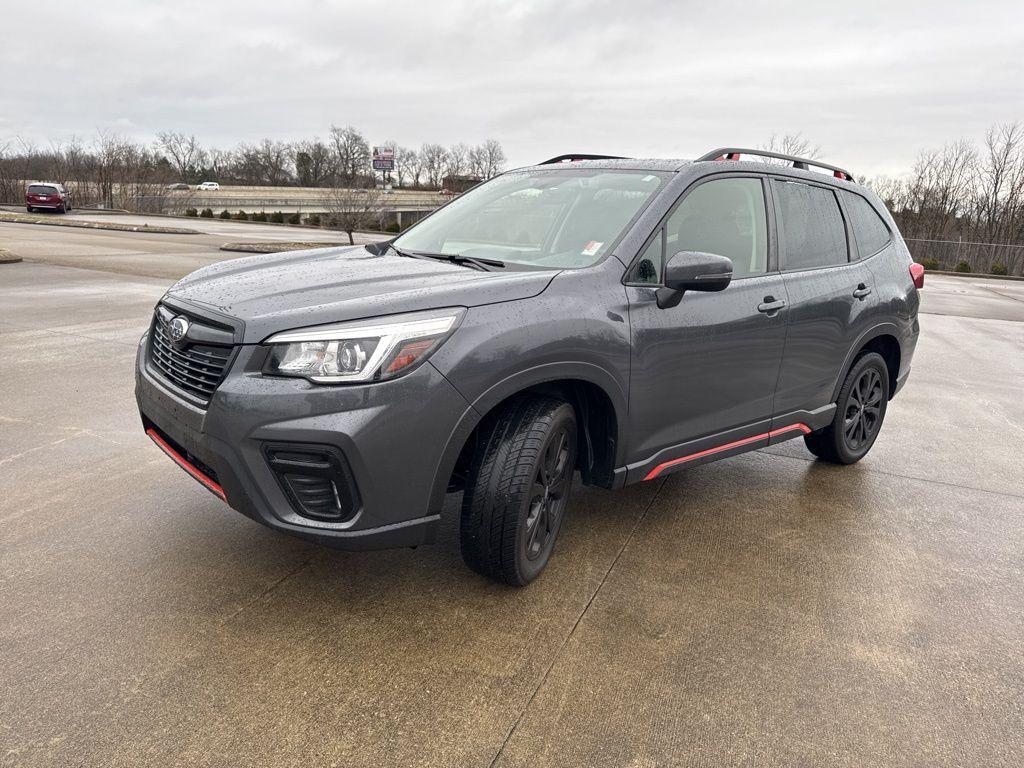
[{"left": 169, "top": 316, "right": 190, "bottom": 343}]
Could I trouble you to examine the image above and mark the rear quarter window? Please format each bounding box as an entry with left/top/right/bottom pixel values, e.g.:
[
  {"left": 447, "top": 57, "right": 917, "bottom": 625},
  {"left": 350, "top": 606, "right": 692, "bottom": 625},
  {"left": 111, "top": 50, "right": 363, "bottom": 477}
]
[{"left": 840, "top": 191, "right": 891, "bottom": 257}]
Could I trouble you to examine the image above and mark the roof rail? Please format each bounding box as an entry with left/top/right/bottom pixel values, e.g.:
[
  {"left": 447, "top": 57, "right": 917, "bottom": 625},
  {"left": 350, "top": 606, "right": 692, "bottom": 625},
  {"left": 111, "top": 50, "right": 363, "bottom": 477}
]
[
  {"left": 541, "top": 153, "right": 630, "bottom": 164},
  {"left": 696, "top": 147, "right": 855, "bottom": 182}
]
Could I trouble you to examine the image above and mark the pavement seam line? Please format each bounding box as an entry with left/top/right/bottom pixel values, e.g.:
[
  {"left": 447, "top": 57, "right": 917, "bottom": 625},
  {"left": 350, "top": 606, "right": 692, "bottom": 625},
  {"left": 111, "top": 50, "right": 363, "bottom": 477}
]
[
  {"left": 220, "top": 557, "right": 317, "bottom": 626},
  {"left": 486, "top": 478, "right": 667, "bottom": 768}
]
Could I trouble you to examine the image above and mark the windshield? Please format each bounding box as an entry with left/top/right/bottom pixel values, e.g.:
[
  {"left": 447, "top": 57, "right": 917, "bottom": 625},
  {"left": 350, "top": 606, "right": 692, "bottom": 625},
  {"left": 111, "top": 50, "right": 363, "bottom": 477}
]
[{"left": 394, "top": 168, "right": 665, "bottom": 269}]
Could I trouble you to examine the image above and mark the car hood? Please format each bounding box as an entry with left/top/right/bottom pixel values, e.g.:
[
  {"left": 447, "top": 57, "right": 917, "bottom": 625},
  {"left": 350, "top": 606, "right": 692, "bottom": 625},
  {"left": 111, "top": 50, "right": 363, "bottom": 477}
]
[{"left": 165, "top": 245, "right": 560, "bottom": 343}]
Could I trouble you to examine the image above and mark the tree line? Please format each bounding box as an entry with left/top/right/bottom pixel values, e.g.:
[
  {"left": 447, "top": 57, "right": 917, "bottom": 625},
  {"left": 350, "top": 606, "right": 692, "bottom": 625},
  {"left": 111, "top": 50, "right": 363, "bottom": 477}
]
[
  {"left": 0, "top": 126, "right": 507, "bottom": 208},
  {"left": 867, "top": 123, "right": 1024, "bottom": 274}
]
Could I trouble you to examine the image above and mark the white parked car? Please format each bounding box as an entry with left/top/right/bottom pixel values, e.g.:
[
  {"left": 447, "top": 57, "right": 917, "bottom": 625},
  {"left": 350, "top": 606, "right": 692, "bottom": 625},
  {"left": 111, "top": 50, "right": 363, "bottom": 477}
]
[{"left": 197, "top": 181, "right": 221, "bottom": 191}]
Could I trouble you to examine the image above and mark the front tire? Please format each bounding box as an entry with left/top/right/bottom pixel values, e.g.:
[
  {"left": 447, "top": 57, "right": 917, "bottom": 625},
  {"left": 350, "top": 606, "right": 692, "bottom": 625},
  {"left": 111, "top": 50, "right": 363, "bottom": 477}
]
[
  {"left": 460, "top": 396, "right": 578, "bottom": 586},
  {"left": 804, "top": 351, "right": 889, "bottom": 464}
]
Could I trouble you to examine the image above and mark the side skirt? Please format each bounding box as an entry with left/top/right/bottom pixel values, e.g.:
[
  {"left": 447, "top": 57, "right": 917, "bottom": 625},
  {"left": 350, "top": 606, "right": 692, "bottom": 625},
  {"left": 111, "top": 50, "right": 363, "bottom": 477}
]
[{"left": 619, "top": 404, "right": 835, "bottom": 485}]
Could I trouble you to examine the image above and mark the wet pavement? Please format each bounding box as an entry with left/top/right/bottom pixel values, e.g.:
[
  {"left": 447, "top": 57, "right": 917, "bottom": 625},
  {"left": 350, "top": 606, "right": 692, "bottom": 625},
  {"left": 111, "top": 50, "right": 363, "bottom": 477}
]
[{"left": 1, "top": 244, "right": 1022, "bottom": 767}]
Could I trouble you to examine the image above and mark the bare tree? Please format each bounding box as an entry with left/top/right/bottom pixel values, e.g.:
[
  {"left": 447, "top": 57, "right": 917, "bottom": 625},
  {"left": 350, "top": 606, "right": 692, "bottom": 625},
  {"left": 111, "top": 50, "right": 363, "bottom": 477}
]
[
  {"left": 202, "top": 147, "right": 233, "bottom": 181},
  {"left": 759, "top": 133, "right": 822, "bottom": 162},
  {"left": 324, "top": 181, "right": 388, "bottom": 245},
  {"left": 407, "top": 149, "right": 425, "bottom": 188},
  {"left": 420, "top": 143, "right": 447, "bottom": 189},
  {"left": 156, "top": 132, "right": 206, "bottom": 182},
  {"left": 293, "top": 138, "right": 334, "bottom": 187},
  {"left": 475, "top": 139, "right": 506, "bottom": 178},
  {"left": 445, "top": 143, "right": 470, "bottom": 178},
  {"left": 974, "top": 122, "right": 1024, "bottom": 244},
  {"left": 902, "top": 140, "right": 976, "bottom": 240},
  {"left": 391, "top": 144, "right": 419, "bottom": 188},
  {"left": 329, "top": 125, "right": 371, "bottom": 185}
]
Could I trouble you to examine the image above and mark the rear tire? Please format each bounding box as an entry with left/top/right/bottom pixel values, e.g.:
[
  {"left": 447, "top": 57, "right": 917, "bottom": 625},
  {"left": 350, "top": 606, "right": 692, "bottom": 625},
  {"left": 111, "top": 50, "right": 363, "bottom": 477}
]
[
  {"left": 26, "top": 206, "right": 33, "bottom": 213},
  {"left": 804, "top": 351, "right": 889, "bottom": 464},
  {"left": 460, "top": 396, "right": 577, "bottom": 586}
]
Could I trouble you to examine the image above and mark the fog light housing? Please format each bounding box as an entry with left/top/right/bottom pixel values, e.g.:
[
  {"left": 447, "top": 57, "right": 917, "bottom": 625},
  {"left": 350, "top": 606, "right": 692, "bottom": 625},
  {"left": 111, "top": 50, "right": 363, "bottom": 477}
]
[{"left": 264, "top": 443, "right": 360, "bottom": 522}]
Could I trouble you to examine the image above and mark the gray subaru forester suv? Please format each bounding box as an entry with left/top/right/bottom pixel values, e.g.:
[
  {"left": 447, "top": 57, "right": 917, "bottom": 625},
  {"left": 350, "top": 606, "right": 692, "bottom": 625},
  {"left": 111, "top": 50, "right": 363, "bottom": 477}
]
[{"left": 136, "top": 148, "right": 922, "bottom": 585}]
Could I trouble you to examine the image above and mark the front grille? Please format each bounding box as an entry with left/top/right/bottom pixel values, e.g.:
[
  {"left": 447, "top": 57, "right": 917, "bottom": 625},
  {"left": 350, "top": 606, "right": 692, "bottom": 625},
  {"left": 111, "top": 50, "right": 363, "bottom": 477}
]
[{"left": 149, "top": 312, "right": 233, "bottom": 403}]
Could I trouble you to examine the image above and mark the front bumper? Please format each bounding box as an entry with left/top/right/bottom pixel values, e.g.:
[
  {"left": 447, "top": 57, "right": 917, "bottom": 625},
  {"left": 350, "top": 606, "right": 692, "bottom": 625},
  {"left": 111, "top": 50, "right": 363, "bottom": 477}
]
[{"left": 135, "top": 330, "right": 476, "bottom": 550}]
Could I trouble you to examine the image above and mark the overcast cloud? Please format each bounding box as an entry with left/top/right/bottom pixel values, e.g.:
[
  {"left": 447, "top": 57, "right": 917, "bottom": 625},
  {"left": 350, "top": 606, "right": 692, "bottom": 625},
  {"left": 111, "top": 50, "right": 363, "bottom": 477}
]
[{"left": 2, "top": 0, "right": 1022, "bottom": 178}]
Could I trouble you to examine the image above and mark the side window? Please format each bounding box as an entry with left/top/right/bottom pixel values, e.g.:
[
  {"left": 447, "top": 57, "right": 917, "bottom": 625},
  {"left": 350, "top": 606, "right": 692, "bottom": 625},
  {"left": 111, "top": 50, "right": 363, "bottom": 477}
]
[
  {"left": 664, "top": 178, "right": 768, "bottom": 279},
  {"left": 631, "top": 230, "right": 663, "bottom": 284},
  {"left": 775, "top": 181, "right": 848, "bottom": 270},
  {"left": 840, "top": 190, "right": 891, "bottom": 257}
]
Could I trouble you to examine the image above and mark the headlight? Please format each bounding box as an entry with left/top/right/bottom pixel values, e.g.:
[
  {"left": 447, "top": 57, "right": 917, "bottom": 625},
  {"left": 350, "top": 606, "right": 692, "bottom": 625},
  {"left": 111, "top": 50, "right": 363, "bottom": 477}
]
[{"left": 262, "top": 308, "right": 464, "bottom": 383}]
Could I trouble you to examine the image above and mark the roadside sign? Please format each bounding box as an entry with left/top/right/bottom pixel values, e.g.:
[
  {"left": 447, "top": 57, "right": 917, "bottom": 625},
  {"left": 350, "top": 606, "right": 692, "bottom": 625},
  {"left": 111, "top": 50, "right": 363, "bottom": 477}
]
[{"left": 372, "top": 147, "right": 395, "bottom": 172}]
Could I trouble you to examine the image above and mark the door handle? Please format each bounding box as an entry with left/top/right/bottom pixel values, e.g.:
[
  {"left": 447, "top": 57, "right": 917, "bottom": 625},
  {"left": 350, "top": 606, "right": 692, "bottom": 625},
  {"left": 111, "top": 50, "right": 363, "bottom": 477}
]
[
  {"left": 757, "top": 297, "right": 787, "bottom": 314},
  {"left": 853, "top": 284, "right": 872, "bottom": 300}
]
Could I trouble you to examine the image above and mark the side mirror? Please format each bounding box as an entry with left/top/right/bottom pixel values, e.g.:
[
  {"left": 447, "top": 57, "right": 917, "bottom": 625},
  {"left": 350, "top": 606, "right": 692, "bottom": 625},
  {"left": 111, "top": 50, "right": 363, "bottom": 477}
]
[{"left": 656, "top": 250, "right": 733, "bottom": 309}]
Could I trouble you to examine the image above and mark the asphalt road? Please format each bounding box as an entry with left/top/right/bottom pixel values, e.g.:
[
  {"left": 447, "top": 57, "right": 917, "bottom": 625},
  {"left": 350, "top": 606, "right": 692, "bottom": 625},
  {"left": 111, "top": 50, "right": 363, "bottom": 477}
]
[
  {"left": 1, "top": 228, "right": 1023, "bottom": 767},
  {"left": 0, "top": 211, "right": 384, "bottom": 279}
]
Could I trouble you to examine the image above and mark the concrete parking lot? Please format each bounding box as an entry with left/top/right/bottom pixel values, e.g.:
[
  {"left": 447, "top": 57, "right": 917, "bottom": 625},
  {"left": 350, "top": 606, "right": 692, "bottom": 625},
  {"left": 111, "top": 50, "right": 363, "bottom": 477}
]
[{"left": 2, "top": 222, "right": 1023, "bottom": 767}]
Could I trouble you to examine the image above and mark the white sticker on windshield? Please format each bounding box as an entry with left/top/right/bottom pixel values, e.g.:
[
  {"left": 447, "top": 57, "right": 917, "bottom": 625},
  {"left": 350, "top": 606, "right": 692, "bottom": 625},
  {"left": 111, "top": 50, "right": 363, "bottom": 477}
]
[{"left": 581, "top": 240, "right": 603, "bottom": 256}]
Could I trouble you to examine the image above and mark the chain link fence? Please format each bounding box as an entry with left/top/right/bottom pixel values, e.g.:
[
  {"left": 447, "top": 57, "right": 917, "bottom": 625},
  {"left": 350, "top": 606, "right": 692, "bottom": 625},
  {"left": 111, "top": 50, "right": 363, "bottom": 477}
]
[{"left": 904, "top": 238, "right": 1024, "bottom": 276}]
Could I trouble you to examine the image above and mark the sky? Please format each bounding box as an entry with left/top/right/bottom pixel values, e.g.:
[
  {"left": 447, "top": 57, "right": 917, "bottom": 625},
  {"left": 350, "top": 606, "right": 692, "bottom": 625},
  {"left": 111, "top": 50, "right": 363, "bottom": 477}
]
[{"left": 2, "top": 0, "right": 1022, "bottom": 179}]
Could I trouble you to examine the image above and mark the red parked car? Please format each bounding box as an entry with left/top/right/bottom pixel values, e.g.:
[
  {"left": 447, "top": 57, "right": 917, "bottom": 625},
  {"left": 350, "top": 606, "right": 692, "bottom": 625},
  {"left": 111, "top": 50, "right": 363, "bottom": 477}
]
[{"left": 26, "top": 183, "right": 72, "bottom": 213}]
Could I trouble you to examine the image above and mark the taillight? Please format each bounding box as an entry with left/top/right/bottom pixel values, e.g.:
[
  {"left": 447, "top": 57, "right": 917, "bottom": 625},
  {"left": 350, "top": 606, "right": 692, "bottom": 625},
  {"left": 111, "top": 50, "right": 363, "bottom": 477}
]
[{"left": 909, "top": 262, "right": 925, "bottom": 289}]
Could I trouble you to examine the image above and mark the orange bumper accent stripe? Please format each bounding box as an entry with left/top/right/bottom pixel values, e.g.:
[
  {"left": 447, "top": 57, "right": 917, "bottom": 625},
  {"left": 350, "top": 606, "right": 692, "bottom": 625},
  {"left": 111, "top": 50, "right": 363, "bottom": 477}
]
[{"left": 146, "top": 427, "right": 226, "bottom": 501}]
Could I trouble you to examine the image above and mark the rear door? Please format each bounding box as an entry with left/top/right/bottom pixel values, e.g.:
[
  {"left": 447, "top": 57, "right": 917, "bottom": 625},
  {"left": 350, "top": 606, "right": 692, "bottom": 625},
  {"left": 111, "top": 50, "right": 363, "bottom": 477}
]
[
  {"left": 624, "top": 174, "right": 788, "bottom": 468},
  {"left": 771, "top": 178, "right": 878, "bottom": 421}
]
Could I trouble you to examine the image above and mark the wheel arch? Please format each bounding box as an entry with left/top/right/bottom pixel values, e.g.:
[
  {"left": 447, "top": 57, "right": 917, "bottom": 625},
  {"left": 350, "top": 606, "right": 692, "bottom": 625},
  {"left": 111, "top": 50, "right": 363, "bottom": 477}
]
[
  {"left": 831, "top": 324, "right": 902, "bottom": 402},
  {"left": 427, "top": 363, "right": 627, "bottom": 515}
]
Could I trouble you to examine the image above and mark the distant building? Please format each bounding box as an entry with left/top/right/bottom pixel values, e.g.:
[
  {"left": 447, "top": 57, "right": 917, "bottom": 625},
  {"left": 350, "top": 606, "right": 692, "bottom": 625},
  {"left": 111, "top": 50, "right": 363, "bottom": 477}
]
[{"left": 441, "top": 175, "right": 483, "bottom": 194}]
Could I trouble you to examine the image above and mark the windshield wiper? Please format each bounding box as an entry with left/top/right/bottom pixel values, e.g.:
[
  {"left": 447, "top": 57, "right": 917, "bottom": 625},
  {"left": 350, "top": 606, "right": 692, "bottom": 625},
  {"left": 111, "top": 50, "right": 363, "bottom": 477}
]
[{"left": 399, "top": 248, "right": 505, "bottom": 272}]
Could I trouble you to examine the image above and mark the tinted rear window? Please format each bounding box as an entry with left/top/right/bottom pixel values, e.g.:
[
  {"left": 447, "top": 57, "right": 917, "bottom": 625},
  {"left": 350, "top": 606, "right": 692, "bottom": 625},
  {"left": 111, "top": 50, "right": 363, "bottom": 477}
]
[
  {"left": 775, "top": 181, "right": 848, "bottom": 270},
  {"left": 840, "top": 191, "right": 891, "bottom": 257},
  {"left": 28, "top": 185, "right": 58, "bottom": 195}
]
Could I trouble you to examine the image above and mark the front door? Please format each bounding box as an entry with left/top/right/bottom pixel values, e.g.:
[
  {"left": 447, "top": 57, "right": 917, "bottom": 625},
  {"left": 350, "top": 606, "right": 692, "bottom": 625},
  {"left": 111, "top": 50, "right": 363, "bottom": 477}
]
[{"left": 625, "top": 175, "right": 788, "bottom": 474}]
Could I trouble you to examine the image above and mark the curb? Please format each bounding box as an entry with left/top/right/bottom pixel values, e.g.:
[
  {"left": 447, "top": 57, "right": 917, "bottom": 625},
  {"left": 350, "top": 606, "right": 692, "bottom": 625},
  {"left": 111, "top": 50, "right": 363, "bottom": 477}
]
[
  {"left": 0, "top": 213, "right": 201, "bottom": 235},
  {"left": 0, "top": 249, "right": 22, "bottom": 264},
  {"left": 219, "top": 241, "right": 348, "bottom": 254}
]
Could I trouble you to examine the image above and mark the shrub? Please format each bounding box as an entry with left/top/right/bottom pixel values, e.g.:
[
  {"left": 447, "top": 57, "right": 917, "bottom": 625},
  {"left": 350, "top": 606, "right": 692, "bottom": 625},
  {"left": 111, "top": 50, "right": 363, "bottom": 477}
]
[
  {"left": 954, "top": 261, "right": 972, "bottom": 273},
  {"left": 384, "top": 222, "right": 400, "bottom": 233},
  {"left": 184, "top": 207, "right": 198, "bottom": 217},
  {"left": 200, "top": 208, "right": 214, "bottom": 218},
  {"left": 219, "top": 209, "right": 232, "bottom": 219},
  {"left": 306, "top": 213, "right": 321, "bottom": 227},
  {"left": 233, "top": 210, "right": 248, "bottom": 220},
  {"left": 287, "top": 212, "right": 301, "bottom": 225},
  {"left": 917, "top": 258, "right": 941, "bottom": 270},
  {"left": 252, "top": 212, "right": 268, "bottom": 222},
  {"left": 991, "top": 263, "right": 1009, "bottom": 276},
  {"left": 270, "top": 211, "right": 284, "bottom": 223}
]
